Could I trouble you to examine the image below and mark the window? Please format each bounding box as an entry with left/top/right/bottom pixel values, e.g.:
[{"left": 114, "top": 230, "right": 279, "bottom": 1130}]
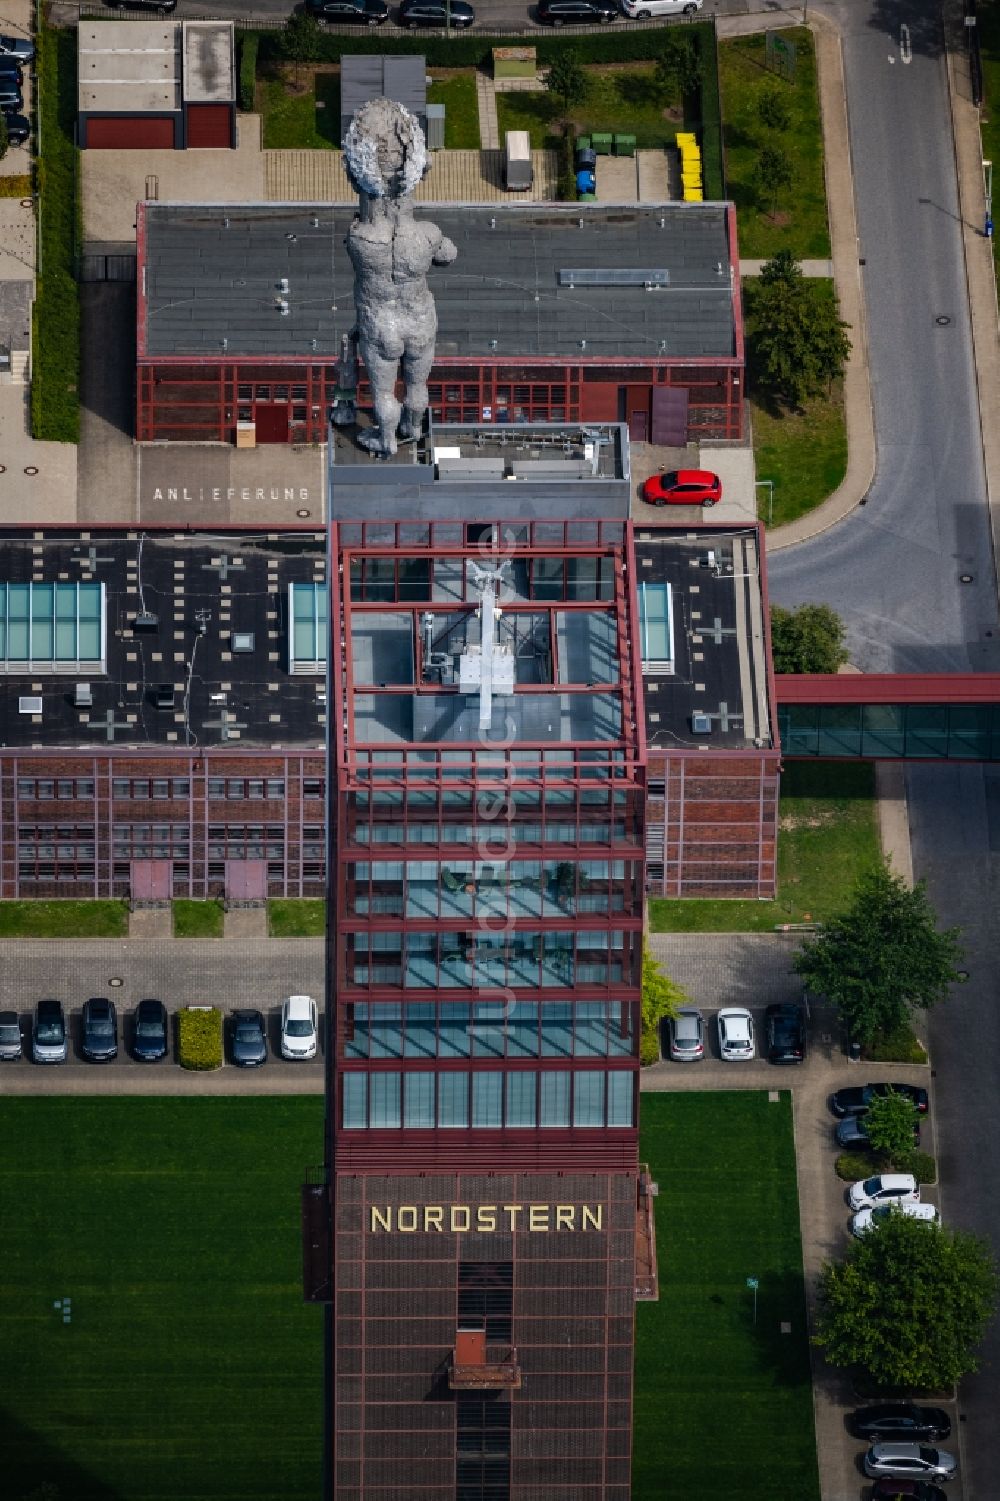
[
  {"left": 369, "top": 1072, "right": 401, "bottom": 1129},
  {"left": 0, "top": 581, "right": 105, "bottom": 673},
  {"left": 505, "top": 1071, "right": 536, "bottom": 1126},
  {"left": 438, "top": 1071, "right": 469, "bottom": 1127},
  {"left": 343, "top": 1073, "right": 367, "bottom": 1128},
  {"left": 289, "top": 582, "right": 328, "bottom": 674},
  {"left": 573, "top": 1071, "right": 605, "bottom": 1127},
  {"left": 608, "top": 1070, "right": 633, "bottom": 1126},
  {"left": 472, "top": 1071, "right": 503, "bottom": 1128},
  {"left": 404, "top": 1070, "right": 435, "bottom": 1128},
  {"left": 540, "top": 1071, "right": 570, "bottom": 1127}
]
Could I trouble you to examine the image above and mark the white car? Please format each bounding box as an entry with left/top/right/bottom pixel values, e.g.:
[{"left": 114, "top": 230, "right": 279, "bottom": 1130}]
[
  {"left": 851, "top": 1202, "right": 939, "bottom": 1238},
  {"left": 848, "top": 1173, "right": 920, "bottom": 1212},
  {"left": 717, "top": 1007, "right": 755, "bottom": 1061},
  {"left": 620, "top": 0, "right": 702, "bottom": 17},
  {"left": 281, "top": 994, "right": 318, "bottom": 1060}
]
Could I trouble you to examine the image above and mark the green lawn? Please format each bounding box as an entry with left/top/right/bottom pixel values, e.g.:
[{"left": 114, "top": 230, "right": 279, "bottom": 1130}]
[
  {"left": 649, "top": 761, "right": 879, "bottom": 932},
  {"left": 497, "top": 64, "right": 683, "bottom": 151},
  {"left": 258, "top": 69, "right": 340, "bottom": 150},
  {"left": 0, "top": 900, "right": 128, "bottom": 938},
  {"left": 173, "top": 899, "right": 224, "bottom": 938},
  {"left": 428, "top": 71, "right": 480, "bottom": 149},
  {"left": 750, "top": 382, "right": 848, "bottom": 529},
  {"left": 268, "top": 898, "right": 326, "bottom": 938},
  {"left": 0, "top": 1098, "right": 324, "bottom": 1501},
  {"left": 719, "top": 28, "right": 830, "bottom": 259},
  {"left": 635, "top": 1092, "right": 819, "bottom": 1500}
]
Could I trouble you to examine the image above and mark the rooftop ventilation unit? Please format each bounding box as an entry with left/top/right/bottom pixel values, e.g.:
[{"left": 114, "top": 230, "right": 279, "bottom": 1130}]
[
  {"left": 74, "top": 683, "right": 92, "bottom": 707},
  {"left": 558, "top": 267, "right": 670, "bottom": 288},
  {"left": 691, "top": 712, "right": 713, "bottom": 735},
  {"left": 134, "top": 612, "right": 159, "bottom": 631},
  {"left": 231, "top": 632, "right": 255, "bottom": 654},
  {"left": 18, "top": 696, "right": 42, "bottom": 715}
]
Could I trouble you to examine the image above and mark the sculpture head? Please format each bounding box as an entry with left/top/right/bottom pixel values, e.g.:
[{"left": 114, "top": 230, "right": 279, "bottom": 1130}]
[{"left": 343, "top": 97, "right": 428, "bottom": 202}]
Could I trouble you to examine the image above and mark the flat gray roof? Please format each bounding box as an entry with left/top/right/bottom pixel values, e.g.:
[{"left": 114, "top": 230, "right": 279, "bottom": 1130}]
[
  {"left": 78, "top": 22, "right": 180, "bottom": 115},
  {"left": 139, "top": 201, "right": 737, "bottom": 361},
  {"left": 182, "top": 22, "right": 234, "bottom": 104},
  {"left": 340, "top": 54, "right": 426, "bottom": 141}
]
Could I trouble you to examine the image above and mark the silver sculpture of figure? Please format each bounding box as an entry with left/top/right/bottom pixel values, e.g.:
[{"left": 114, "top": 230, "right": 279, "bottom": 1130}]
[{"left": 342, "top": 97, "right": 458, "bottom": 457}]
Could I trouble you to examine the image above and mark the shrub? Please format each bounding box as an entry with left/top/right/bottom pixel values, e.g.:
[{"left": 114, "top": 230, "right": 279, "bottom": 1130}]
[
  {"left": 639, "top": 1027, "right": 661, "bottom": 1066},
  {"left": 557, "top": 125, "right": 577, "bottom": 203},
  {"left": 835, "top": 1151, "right": 876, "bottom": 1182},
  {"left": 693, "top": 22, "right": 724, "bottom": 199},
  {"left": 866, "top": 1023, "right": 928, "bottom": 1064},
  {"left": 178, "top": 1007, "right": 223, "bottom": 1071},
  {"left": 0, "top": 174, "right": 32, "bottom": 198},
  {"left": 756, "top": 85, "right": 791, "bottom": 131},
  {"left": 900, "top": 1150, "right": 937, "bottom": 1185},
  {"left": 239, "top": 33, "right": 259, "bottom": 113}
]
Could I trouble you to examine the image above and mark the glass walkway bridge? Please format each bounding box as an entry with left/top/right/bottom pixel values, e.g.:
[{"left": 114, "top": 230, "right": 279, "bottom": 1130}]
[{"left": 776, "top": 674, "right": 1000, "bottom": 761}]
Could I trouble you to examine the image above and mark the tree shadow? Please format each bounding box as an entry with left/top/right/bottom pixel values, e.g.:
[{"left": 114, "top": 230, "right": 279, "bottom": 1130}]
[{"left": 2, "top": 1407, "right": 126, "bottom": 1501}]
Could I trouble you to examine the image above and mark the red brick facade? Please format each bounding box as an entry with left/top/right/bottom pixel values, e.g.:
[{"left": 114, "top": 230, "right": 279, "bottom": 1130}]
[{"left": 645, "top": 751, "right": 780, "bottom": 899}]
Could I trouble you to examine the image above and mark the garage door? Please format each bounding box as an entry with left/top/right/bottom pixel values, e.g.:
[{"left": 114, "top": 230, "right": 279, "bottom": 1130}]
[
  {"left": 186, "top": 103, "right": 232, "bottom": 149},
  {"left": 86, "top": 116, "right": 176, "bottom": 150}
]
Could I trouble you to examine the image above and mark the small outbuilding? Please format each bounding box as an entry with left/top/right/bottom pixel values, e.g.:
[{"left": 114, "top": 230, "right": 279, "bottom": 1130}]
[
  {"left": 339, "top": 54, "right": 427, "bottom": 146},
  {"left": 78, "top": 20, "right": 235, "bottom": 151},
  {"left": 504, "top": 131, "right": 533, "bottom": 191}
]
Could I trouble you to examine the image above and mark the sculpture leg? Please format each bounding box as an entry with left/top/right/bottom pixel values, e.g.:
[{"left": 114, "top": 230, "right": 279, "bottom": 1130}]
[
  {"left": 357, "top": 346, "right": 401, "bottom": 457},
  {"left": 398, "top": 340, "right": 435, "bottom": 441}
]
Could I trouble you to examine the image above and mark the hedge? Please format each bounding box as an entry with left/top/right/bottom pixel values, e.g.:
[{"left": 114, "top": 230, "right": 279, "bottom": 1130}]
[
  {"left": 33, "top": 26, "right": 80, "bottom": 444},
  {"left": 692, "top": 21, "right": 724, "bottom": 201},
  {"left": 239, "top": 33, "right": 259, "bottom": 113},
  {"left": 178, "top": 1007, "right": 224, "bottom": 1071}
]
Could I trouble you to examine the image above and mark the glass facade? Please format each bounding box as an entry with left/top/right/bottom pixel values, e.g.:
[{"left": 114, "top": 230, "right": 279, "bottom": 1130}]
[
  {"left": 345, "top": 999, "right": 636, "bottom": 1059},
  {"left": 288, "top": 582, "right": 328, "bottom": 674},
  {"left": 779, "top": 702, "right": 1000, "bottom": 760},
  {"left": 340, "top": 1068, "right": 635, "bottom": 1130}
]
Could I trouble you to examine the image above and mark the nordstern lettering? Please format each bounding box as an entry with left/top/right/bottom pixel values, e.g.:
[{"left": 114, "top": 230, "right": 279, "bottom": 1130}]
[{"left": 369, "top": 1204, "right": 604, "bottom": 1233}]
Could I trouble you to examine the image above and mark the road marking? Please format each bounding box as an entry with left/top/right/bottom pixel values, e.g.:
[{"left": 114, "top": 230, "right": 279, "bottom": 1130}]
[{"left": 900, "top": 24, "right": 912, "bottom": 63}]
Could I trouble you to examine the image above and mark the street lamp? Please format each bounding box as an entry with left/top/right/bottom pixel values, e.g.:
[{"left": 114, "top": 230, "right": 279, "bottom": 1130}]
[{"left": 984, "top": 159, "right": 993, "bottom": 221}]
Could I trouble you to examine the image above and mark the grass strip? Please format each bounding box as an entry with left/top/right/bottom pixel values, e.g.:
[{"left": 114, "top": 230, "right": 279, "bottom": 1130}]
[
  {"left": 0, "top": 900, "right": 128, "bottom": 937},
  {"left": 33, "top": 25, "right": 80, "bottom": 443}
]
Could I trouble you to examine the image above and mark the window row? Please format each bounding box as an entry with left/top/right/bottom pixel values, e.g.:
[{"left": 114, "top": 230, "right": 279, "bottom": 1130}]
[
  {"left": 353, "top": 787, "right": 633, "bottom": 810},
  {"left": 103, "top": 777, "right": 324, "bottom": 800},
  {"left": 350, "top": 821, "right": 631, "bottom": 848},
  {"left": 344, "top": 1000, "right": 635, "bottom": 1061},
  {"left": 348, "top": 929, "right": 636, "bottom": 990},
  {"left": 341, "top": 1068, "right": 635, "bottom": 1131},
  {"left": 347, "top": 555, "right": 615, "bottom": 606},
  {"left": 17, "top": 778, "right": 96, "bottom": 800},
  {"left": 346, "top": 858, "right": 638, "bottom": 921},
  {"left": 205, "top": 778, "right": 287, "bottom": 800}
]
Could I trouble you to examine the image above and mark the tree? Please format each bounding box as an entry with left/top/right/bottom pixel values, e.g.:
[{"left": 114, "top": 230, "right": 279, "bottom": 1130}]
[
  {"left": 769, "top": 602, "right": 849, "bottom": 674},
  {"left": 753, "top": 143, "right": 794, "bottom": 214},
  {"left": 756, "top": 85, "right": 791, "bottom": 132},
  {"left": 0, "top": 110, "right": 8, "bottom": 163},
  {"left": 815, "top": 1214, "right": 998, "bottom": 1389},
  {"left": 280, "top": 12, "right": 323, "bottom": 81},
  {"left": 640, "top": 947, "right": 686, "bottom": 1065},
  {"left": 794, "top": 861, "right": 964, "bottom": 1047},
  {"left": 862, "top": 1087, "right": 920, "bottom": 1164},
  {"left": 747, "top": 266, "right": 852, "bottom": 408},
  {"left": 546, "top": 50, "right": 588, "bottom": 117},
  {"left": 654, "top": 32, "right": 702, "bottom": 101}
]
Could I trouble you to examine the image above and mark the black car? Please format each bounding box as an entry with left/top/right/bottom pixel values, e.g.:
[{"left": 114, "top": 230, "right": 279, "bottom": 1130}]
[
  {"left": 231, "top": 1008, "right": 268, "bottom": 1067},
  {"left": 0, "top": 34, "right": 35, "bottom": 63},
  {"left": 835, "top": 1113, "right": 920, "bottom": 1150},
  {"left": 398, "top": 0, "right": 475, "bottom": 27},
  {"left": 104, "top": 0, "right": 177, "bottom": 12},
  {"left": 765, "top": 1001, "right": 806, "bottom": 1063},
  {"left": 0, "top": 59, "right": 24, "bottom": 86},
  {"left": 537, "top": 0, "right": 618, "bottom": 22},
  {"left": 870, "top": 1477, "right": 948, "bottom": 1501},
  {"left": 852, "top": 1404, "right": 951, "bottom": 1444},
  {"left": 133, "top": 998, "right": 168, "bottom": 1062},
  {"left": 0, "top": 89, "right": 25, "bottom": 115},
  {"left": 3, "top": 112, "right": 29, "bottom": 145},
  {"left": 0, "top": 1009, "right": 22, "bottom": 1061},
  {"left": 82, "top": 997, "right": 118, "bottom": 1062},
  {"left": 306, "top": 0, "right": 389, "bottom": 22},
  {"left": 830, "top": 1082, "right": 929, "bottom": 1118}
]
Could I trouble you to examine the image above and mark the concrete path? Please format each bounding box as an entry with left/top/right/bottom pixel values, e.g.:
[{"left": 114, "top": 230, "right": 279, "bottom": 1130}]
[{"left": 740, "top": 258, "right": 835, "bottom": 277}]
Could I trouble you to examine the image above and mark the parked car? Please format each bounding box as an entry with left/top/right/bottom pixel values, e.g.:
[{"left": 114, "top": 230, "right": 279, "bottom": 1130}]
[
  {"left": 764, "top": 1001, "right": 806, "bottom": 1063},
  {"left": 641, "top": 468, "right": 722, "bottom": 507},
  {"left": 851, "top": 1202, "right": 939, "bottom": 1237},
  {"left": 848, "top": 1172, "right": 920, "bottom": 1212},
  {"left": 863, "top": 1443, "right": 957, "bottom": 1483},
  {"left": 667, "top": 1006, "right": 704, "bottom": 1062},
  {"left": 306, "top": 0, "right": 389, "bottom": 23},
  {"left": 870, "top": 1479, "right": 948, "bottom": 1501},
  {"left": 81, "top": 997, "right": 118, "bottom": 1062},
  {"left": 0, "top": 88, "right": 25, "bottom": 115},
  {"left": 852, "top": 1404, "right": 952, "bottom": 1444},
  {"left": 281, "top": 994, "right": 318, "bottom": 1060},
  {"left": 537, "top": 0, "right": 618, "bottom": 22},
  {"left": 33, "top": 999, "right": 67, "bottom": 1064},
  {"left": 830, "top": 1082, "right": 929, "bottom": 1118},
  {"left": 398, "top": 0, "right": 475, "bottom": 26},
  {"left": 3, "top": 112, "right": 29, "bottom": 145},
  {"left": 132, "top": 998, "right": 168, "bottom": 1062},
  {"left": 0, "top": 34, "right": 35, "bottom": 63},
  {"left": 232, "top": 1008, "right": 268, "bottom": 1067},
  {"left": 835, "top": 1113, "right": 920, "bottom": 1149},
  {"left": 621, "top": 0, "right": 702, "bottom": 15},
  {"left": 717, "top": 1007, "right": 755, "bottom": 1061},
  {"left": 0, "top": 1009, "right": 22, "bottom": 1061},
  {"left": 103, "top": 0, "right": 178, "bottom": 12},
  {"left": 0, "top": 59, "right": 24, "bottom": 87}
]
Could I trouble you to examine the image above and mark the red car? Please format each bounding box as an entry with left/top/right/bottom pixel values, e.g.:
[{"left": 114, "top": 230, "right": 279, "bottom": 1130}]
[{"left": 641, "top": 468, "right": 722, "bottom": 507}]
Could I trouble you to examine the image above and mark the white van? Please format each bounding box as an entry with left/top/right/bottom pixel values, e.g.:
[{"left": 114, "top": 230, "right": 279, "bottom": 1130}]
[{"left": 620, "top": 0, "right": 702, "bottom": 17}]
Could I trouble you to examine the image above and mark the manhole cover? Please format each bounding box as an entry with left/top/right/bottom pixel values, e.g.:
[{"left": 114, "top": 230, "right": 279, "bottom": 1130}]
[
  {"left": 956, "top": 969, "right": 970, "bottom": 980},
  {"left": 296, "top": 508, "right": 311, "bottom": 518},
  {"left": 936, "top": 315, "right": 952, "bottom": 326},
  {"left": 24, "top": 465, "right": 38, "bottom": 476},
  {"left": 108, "top": 977, "right": 124, "bottom": 988},
  {"left": 960, "top": 573, "right": 974, "bottom": 583}
]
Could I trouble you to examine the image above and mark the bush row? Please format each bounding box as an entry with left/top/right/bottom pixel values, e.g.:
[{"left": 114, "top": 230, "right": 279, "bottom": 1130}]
[
  {"left": 239, "top": 33, "right": 259, "bottom": 113},
  {"left": 33, "top": 26, "right": 80, "bottom": 444},
  {"left": 178, "top": 1007, "right": 224, "bottom": 1071},
  {"left": 691, "top": 21, "right": 724, "bottom": 200},
  {"left": 835, "top": 1150, "right": 937, "bottom": 1186}
]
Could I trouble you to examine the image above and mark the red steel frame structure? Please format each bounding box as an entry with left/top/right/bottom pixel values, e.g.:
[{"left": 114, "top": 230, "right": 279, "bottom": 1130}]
[{"left": 325, "top": 518, "right": 649, "bottom": 1501}]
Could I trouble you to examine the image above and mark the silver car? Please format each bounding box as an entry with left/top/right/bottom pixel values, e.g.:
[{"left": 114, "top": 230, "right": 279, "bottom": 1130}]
[
  {"left": 668, "top": 1007, "right": 704, "bottom": 1062},
  {"left": 863, "top": 1442, "right": 957, "bottom": 1482}
]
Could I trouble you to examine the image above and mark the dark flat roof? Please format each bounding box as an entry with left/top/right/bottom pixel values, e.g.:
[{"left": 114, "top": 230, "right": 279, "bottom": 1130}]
[
  {"left": 634, "top": 527, "right": 773, "bottom": 752},
  {"left": 0, "top": 529, "right": 327, "bottom": 750},
  {"left": 139, "top": 201, "right": 737, "bottom": 362}
]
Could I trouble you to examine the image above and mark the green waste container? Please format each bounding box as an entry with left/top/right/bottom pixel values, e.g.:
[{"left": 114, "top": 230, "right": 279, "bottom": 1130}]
[
  {"left": 614, "top": 133, "right": 636, "bottom": 158},
  {"left": 577, "top": 191, "right": 597, "bottom": 202},
  {"left": 592, "top": 132, "right": 613, "bottom": 155},
  {"left": 576, "top": 135, "right": 591, "bottom": 153}
]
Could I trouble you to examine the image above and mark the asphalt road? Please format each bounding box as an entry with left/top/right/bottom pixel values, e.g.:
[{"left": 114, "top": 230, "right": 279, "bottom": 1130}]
[{"left": 767, "top": 3, "right": 1000, "bottom": 1496}]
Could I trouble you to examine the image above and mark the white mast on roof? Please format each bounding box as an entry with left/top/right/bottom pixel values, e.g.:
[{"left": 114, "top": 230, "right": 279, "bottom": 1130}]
[{"left": 462, "top": 560, "right": 514, "bottom": 731}]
